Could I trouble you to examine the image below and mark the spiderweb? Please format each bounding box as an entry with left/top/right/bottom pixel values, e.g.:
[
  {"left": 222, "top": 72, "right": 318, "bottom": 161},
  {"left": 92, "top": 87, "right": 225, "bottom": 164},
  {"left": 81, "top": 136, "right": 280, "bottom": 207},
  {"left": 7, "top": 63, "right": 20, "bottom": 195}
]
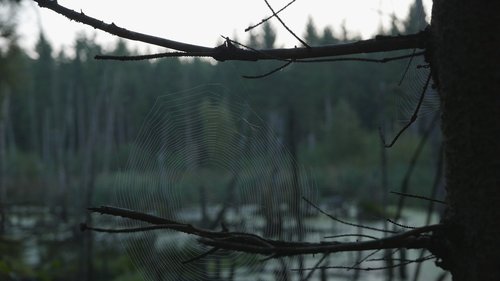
[
  {"left": 383, "top": 3, "right": 441, "bottom": 136},
  {"left": 395, "top": 55, "right": 440, "bottom": 122},
  {"left": 110, "top": 84, "right": 317, "bottom": 280}
]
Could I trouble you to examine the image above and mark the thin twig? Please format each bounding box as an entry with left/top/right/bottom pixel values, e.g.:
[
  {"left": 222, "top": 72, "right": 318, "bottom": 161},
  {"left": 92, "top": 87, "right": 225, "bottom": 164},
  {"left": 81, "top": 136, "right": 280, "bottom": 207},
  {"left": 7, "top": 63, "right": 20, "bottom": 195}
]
[
  {"left": 391, "top": 112, "right": 440, "bottom": 222},
  {"left": 302, "top": 197, "right": 398, "bottom": 234},
  {"left": 294, "top": 255, "right": 435, "bottom": 271},
  {"left": 242, "top": 60, "right": 293, "bottom": 79},
  {"left": 390, "top": 191, "right": 446, "bottom": 205},
  {"left": 294, "top": 51, "right": 425, "bottom": 63},
  {"left": 263, "top": 0, "right": 310, "bottom": 48},
  {"left": 324, "top": 234, "right": 379, "bottom": 240},
  {"left": 368, "top": 257, "right": 429, "bottom": 262},
  {"left": 302, "top": 253, "right": 329, "bottom": 281},
  {"left": 382, "top": 72, "right": 432, "bottom": 148},
  {"left": 386, "top": 219, "right": 417, "bottom": 230},
  {"left": 246, "top": 0, "right": 297, "bottom": 32},
  {"left": 348, "top": 249, "right": 382, "bottom": 271},
  {"left": 87, "top": 206, "right": 177, "bottom": 224},
  {"left": 81, "top": 223, "right": 183, "bottom": 233},
  {"left": 398, "top": 48, "right": 417, "bottom": 85},
  {"left": 95, "top": 51, "right": 210, "bottom": 61}
]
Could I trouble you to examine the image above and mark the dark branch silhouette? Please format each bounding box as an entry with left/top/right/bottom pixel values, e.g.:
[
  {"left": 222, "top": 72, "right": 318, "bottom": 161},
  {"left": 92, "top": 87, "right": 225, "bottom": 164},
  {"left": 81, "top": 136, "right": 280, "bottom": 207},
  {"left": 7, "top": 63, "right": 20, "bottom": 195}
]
[
  {"left": 33, "top": 0, "right": 427, "bottom": 62},
  {"left": 245, "top": 0, "right": 297, "bottom": 32},
  {"left": 302, "top": 197, "right": 397, "bottom": 234},
  {"left": 386, "top": 219, "right": 418, "bottom": 230},
  {"left": 242, "top": 60, "right": 293, "bottom": 79},
  {"left": 95, "top": 51, "right": 212, "bottom": 61},
  {"left": 324, "top": 234, "right": 379, "bottom": 240},
  {"left": 302, "top": 253, "right": 329, "bottom": 281},
  {"left": 84, "top": 205, "right": 443, "bottom": 258},
  {"left": 293, "top": 51, "right": 425, "bottom": 63},
  {"left": 263, "top": 0, "right": 310, "bottom": 48},
  {"left": 391, "top": 112, "right": 440, "bottom": 222},
  {"left": 294, "top": 255, "right": 435, "bottom": 272},
  {"left": 390, "top": 191, "right": 447, "bottom": 205}
]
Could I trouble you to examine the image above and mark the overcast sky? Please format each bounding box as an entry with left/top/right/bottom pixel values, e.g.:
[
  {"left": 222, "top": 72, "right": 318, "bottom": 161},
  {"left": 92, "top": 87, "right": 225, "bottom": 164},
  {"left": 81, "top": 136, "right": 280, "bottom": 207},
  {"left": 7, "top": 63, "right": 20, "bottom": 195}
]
[{"left": 17, "top": 0, "right": 432, "bottom": 55}]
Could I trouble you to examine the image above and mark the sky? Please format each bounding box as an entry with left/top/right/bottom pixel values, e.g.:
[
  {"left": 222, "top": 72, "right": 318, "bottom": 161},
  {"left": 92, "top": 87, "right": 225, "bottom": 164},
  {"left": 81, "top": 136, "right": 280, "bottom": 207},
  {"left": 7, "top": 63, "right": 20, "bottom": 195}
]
[{"left": 16, "top": 0, "right": 432, "bottom": 56}]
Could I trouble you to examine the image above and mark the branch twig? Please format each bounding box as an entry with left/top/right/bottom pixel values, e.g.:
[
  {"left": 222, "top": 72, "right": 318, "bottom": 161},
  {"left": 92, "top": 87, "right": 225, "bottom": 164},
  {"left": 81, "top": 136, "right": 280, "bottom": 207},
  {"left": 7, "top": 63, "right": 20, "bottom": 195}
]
[
  {"left": 85, "top": 205, "right": 443, "bottom": 257},
  {"left": 242, "top": 60, "right": 293, "bottom": 79},
  {"left": 33, "top": 0, "right": 427, "bottom": 62},
  {"left": 245, "top": 0, "right": 297, "bottom": 32},
  {"left": 302, "top": 197, "right": 397, "bottom": 234},
  {"left": 390, "top": 191, "right": 446, "bottom": 205},
  {"left": 294, "top": 255, "right": 435, "bottom": 272},
  {"left": 263, "top": 0, "right": 310, "bottom": 48}
]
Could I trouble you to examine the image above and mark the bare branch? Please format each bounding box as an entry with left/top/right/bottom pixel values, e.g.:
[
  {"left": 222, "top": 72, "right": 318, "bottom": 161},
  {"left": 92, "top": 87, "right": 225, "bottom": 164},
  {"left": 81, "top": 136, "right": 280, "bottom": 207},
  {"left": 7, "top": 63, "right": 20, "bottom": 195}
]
[
  {"left": 349, "top": 249, "right": 382, "bottom": 270},
  {"left": 33, "top": 0, "right": 427, "bottom": 62},
  {"left": 302, "top": 253, "right": 329, "bottom": 281},
  {"left": 390, "top": 191, "right": 447, "bottom": 205},
  {"left": 294, "top": 255, "right": 435, "bottom": 272},
  {"left": 390, "top": 112, "right": 440, "bottom": 222},
  {"left": 87, "top": 206, "right": 177, "bottom": 224},
  {"left": 96, "top": 49, "right": 424, "bottom": 64},
  {"left": 263, "top": 0, "right": 310, "bottom": 48},
  {"left": 324, "top": 234, "right": 379, "bottom": 240},
  {"left": 302, "top": 197, "right": 398, "bottom": 234},
  {"left": 386, "top": 219, "right": 418, "bottom": 230},
  {"left": 33, "top": 0, "right": 212, "bottom": 53},
  {"left": 242, "top": 60, "right": 293, "bottom": 79},
  {"left": 86, "top": 205, "right": 443, "bottom": 257},
  {"left": 294, "top": 51, "right": 425, "bottom": 63},
  {"left": 245, "top": 0, "right": 297, "bottom": 32},
  {"left": 95, "top": 51, "right": 211, "bottom": 61}
]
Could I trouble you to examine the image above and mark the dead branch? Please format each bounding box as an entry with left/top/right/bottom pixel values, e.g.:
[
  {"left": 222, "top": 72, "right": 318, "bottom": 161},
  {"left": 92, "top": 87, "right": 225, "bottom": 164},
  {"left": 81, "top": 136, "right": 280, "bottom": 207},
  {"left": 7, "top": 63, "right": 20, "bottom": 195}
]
[
  {"left": 263, "top": 0, "right": 310, "bottom": 48},
  {"left": 294, "top": 255, "right": 435, "bottom": 272},
  {"left": 242, "top": 60, "right": 293, "bottom": 79},
  {"left": 390, "top": 190, "right": 446, "bottom": 205},
  {"left": 245, "top": 0, "right": 297, "bottom": 32},
  {"left": 302, "top": 197, "right": 397, "bottom": 234},
  {"left": 390, "top": 112, "right": 440, "bottom": 222},
  {"left": 33, "top": 0, "right": 427, "bottom": 62},
  {"left": 324, "top": 234, "right": 379, "bottom": 240},
  {"left": 85, "top": 205, "right": 443, "bottom": 258}
]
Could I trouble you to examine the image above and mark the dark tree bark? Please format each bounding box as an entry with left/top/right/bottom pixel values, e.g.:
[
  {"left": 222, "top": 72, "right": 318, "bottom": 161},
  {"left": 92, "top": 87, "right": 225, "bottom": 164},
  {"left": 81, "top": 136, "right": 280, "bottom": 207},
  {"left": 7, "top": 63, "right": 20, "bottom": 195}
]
[{"left": 430, "top": 1, "right": 500, "bottom": 280}]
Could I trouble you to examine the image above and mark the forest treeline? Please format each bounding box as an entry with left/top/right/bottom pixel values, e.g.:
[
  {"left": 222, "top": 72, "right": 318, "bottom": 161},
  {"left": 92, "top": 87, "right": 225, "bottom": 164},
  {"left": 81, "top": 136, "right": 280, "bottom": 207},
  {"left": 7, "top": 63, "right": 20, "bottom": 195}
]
[{"left": 2, "top": 13, "right": 438, "bottom": 204}]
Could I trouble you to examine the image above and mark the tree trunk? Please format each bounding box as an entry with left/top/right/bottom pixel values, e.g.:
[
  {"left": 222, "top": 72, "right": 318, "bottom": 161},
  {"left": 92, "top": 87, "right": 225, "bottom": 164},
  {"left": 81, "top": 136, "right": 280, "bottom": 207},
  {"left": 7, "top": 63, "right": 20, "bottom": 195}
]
[{"left": 430, "top": 1, "right": 500, "bottom": 280}]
